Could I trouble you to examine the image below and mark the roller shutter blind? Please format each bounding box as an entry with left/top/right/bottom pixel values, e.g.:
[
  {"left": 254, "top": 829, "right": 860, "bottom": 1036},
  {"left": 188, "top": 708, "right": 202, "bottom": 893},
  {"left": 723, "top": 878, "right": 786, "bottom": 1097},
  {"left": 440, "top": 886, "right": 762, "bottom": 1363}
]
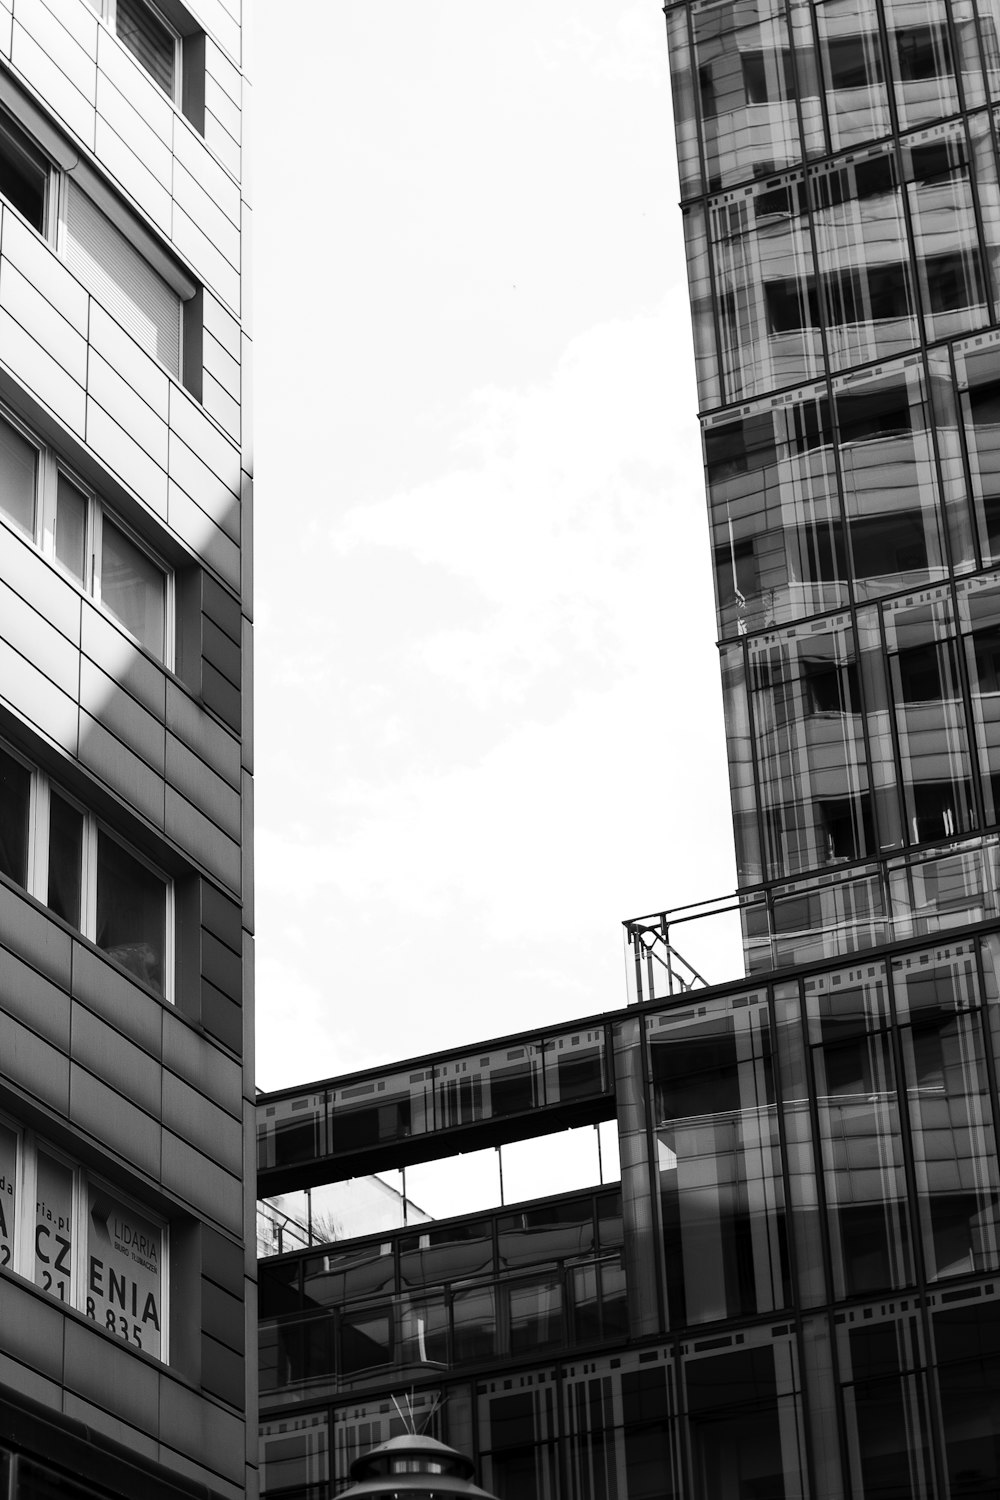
[
  {"left": 116, "top": 0, "right": 177, "bottom": 98},
  {"left": 63, "top": 180, "right": 181, "bottom": 376}
]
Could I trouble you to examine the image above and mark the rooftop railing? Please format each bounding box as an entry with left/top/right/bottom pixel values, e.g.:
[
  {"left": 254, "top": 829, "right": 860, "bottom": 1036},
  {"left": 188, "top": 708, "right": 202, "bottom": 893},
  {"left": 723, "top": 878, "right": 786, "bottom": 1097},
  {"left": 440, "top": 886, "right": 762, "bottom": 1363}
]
[{"left": 624, "top": 832, "right": 1000, "bottom": 1005}]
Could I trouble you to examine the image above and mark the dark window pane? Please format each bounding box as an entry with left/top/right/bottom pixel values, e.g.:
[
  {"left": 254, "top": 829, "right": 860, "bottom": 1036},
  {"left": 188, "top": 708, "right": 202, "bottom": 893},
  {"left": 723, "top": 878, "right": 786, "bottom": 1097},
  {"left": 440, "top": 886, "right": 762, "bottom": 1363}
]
[
  {"left": 0, "top": 747, "right": 29, "bottom": 888},
  {"left": 47, "top": 792, "right": 83, "bottom": 927},
  {"left": 0, "top": 116, "right": 46, "bottom": 231},
  {"left": 340, "top": 1309, "right": 391, "bottom": 1374},
  {"left": 95, "top": 830, "right": 165, "bottom": 993},
  {"left": 259, "top": 1259, "right": 302, "bottom": 1320}
]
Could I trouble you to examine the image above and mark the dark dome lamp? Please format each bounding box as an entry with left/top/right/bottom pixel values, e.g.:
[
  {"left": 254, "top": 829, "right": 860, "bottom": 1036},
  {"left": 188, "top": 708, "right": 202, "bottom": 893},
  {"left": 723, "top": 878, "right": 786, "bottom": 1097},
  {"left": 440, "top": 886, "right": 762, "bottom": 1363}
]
[{"left": 338, "top": 1434, "right": 500, "bottom": 1500}]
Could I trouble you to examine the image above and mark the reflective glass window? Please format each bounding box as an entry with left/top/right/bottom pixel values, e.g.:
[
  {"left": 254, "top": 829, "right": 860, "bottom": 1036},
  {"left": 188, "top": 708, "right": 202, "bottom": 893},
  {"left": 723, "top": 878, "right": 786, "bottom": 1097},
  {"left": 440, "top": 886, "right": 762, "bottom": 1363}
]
[
  {"left": 928, "top": 347, "right": 977, "bottom": 575},
  {"left": 399, "top": 1220, "right": 493, "bottom": 1290},
  {"left": 479, "top": 1380, "right": 558, "bottom": 1500},
  {"left": 684, "top": 204, "right": 722, "bottom": 409},
  {"left": 706, "top": 390, "right": 846, "bottom": 639},
  {"left": 302, "top": 1241, "right": 394, "bottom": 1311},
  {"left": 903, "top": 123, "right": 989, "bottom": 343},
  {"left": 894, "top": 943, "right": 1000, "bottom": 1279},
  {"left": 95, "top": 830, "right": 166, "bottom": 993},
  {"left": 685, "top": 1340, "right": 804, "bottom": 1498},
  {"left": 397, "top": 1294, "right": 448, "bottom": 1366},
  {"left": 858, "top": 605, "right": 906, "bottom": 851},
  {"left": 816, "top": 0, "right": 890, "bottom": 148},
  {"left": 99, "top": 519, "right": 165, "bottom": 659},
  {"left": 959, "top": 574, "right": 1000, "bottom": 823},
  {"left": 806, "top": 963, "right": 914, "bottom": 1296},
  {"left": 885, "top": 0, "right": 964, "bottom": 127},
  {"left": 647, "top": 993, "right": 789, "bottom": 1327},
  {"left": 985, "top": 16, "right": 1000, "bottom": 102},
  {"left": 722, "top": 642, "right": 763, "bottom": 882},
  {"left": 542, "top": 1028, "right": 606, "bottom": 1103},
  {"left": 331, "top": 1078, "right": 412, "bottom": 1154},
  {"left": 789, "top": 0, "right": 827, "bottom": 158},
  {"left": 498, "top": 1199, "right": 593, "bottom": 1269},
  {"left": 972, "top": 112, "right": 1000, "bottom": 316},
  {"left": 774, "top": 981, "right": 827, "bottom": 1306},
  {"left": 889, "top": 838, "right": 1000, "bottom": 930},
  {"left": 666, "top": 6, "right": 702, "bottom": 198},
  {"left": 956, "top": 337, "right": 1000, "bottom": 565},
  {"left": 838, "top": 1309, "right": 935, "bottom": 1498},
  {"left": 452, "top": 1286, "right": 496, "bottom": 1363},
  {"left": 693, "top": 0, "right": 801, "bottom": 192},
  {"left": 750, "top": 615, "right": 873, "bottom": 879},
  {"left": 934, "top": 1294, "right": 1000, "bottom": 1494},
  {"left": 260, "top": 1413, "right": 330, "bottom": 1500},
  {"left": 812, "top": 149, "right": 919, "bottom": 369},
  {"left": 835, "top": 362, "right": 947, "bottom": 596},
  {"left": 771, "top": 868, "right": 887, "bottom": 966},
  {"left": 711, "top": 173, "right": 819, "bottom": 401},
  {"left": 884, "top": 589, "right": 976, "bottom": 845}
]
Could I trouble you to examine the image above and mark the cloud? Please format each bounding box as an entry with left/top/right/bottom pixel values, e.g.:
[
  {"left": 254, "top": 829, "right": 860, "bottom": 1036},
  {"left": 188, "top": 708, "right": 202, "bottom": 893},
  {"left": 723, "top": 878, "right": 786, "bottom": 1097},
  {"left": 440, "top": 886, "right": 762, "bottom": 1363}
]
[{"left": 322, "top": 291, "right": 703, "bottom": 718}]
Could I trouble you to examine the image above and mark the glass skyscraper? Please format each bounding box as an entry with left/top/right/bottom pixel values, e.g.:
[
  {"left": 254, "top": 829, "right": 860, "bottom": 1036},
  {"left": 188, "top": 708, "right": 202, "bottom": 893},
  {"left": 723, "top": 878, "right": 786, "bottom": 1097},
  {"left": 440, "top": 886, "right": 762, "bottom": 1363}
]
[{"left": 666, "top": 0, "right": 1000, "bottom": 967}]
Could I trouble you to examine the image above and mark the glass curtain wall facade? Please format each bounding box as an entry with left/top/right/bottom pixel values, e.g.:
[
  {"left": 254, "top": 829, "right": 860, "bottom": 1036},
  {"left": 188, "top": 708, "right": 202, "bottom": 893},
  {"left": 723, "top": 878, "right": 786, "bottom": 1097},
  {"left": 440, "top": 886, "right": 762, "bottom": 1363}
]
[
  {"left": 257, "top": 932, "right": 1000, "bottom": 1499},
  {"left": 666, "top": 0, "right": 1000, "bottom": 962}
]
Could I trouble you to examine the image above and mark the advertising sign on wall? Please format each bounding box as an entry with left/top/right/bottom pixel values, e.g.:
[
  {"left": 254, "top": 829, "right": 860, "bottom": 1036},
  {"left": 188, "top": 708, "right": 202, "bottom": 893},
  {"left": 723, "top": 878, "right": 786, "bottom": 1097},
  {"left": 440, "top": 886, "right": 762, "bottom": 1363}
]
[{"left": 87, "top": 1184, "right": 163, "bottom": 1358}]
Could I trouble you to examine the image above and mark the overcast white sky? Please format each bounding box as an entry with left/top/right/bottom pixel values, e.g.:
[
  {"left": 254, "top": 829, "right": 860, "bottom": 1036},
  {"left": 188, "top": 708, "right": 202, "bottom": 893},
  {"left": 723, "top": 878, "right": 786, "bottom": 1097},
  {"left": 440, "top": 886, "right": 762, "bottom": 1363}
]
[{"left": 251, "top": 2, "right": 736, "bottom": 1092}]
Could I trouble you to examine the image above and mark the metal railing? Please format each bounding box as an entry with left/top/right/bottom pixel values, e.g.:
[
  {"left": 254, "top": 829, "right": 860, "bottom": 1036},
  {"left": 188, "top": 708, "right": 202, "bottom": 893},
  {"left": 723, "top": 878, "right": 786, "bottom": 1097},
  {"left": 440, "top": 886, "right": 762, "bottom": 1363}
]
[{"left": 625, "top": 832, "right": 1000, "bottom": 1005}]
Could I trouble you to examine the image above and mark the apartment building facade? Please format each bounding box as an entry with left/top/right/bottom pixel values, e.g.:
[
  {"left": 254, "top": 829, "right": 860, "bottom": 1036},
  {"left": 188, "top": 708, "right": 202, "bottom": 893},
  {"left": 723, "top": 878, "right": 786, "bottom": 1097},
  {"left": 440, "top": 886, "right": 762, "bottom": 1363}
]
[{"left": 0, "top": 0, "right": 254, "bottom": 1496}]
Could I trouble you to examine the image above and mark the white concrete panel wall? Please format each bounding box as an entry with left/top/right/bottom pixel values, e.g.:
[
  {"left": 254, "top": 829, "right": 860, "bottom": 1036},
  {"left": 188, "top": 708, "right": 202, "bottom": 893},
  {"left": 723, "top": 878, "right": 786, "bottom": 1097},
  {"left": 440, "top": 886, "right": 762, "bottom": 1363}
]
[
  {"left": 0, "top": 201, "right": 244, "bottom": 568},
  {"left": 5, "top": 0, "right": 245, "bottom": 313}
]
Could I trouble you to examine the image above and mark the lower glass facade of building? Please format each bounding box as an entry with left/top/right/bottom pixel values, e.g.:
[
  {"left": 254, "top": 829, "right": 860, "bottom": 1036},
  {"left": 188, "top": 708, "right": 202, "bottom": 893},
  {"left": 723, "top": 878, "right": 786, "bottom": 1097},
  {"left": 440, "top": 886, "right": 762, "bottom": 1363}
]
[{"left": 257, "top": 922, "right": 1000, "bottom": 1498}]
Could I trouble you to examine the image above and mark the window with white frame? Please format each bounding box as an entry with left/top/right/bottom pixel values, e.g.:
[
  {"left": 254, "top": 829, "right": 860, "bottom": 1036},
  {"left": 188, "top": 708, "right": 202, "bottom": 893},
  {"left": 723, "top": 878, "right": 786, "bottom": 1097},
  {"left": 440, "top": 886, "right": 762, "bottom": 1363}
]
[
  {"left": 0, "top": 1118, "right": 166, "bottom": 1359},
  {"left": 0, "top": 410, "right": 171, "bottom": 664},
  {"left": 0, "top": 743, "right": 171, "bottom": 997}
]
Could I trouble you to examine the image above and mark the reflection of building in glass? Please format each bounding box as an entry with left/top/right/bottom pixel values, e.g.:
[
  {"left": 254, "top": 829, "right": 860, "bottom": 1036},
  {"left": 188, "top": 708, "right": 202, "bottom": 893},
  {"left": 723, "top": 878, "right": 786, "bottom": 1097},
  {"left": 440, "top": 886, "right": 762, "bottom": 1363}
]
[
  {"left": 257, "top": 0, "right": 1000, "bottom": 1495},
  {"left": 257, "top": 938, "right": 1000, "bottom": 1497},
  {"left": 0, "top": 3, "right": 254, "bottom": 1498}
]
